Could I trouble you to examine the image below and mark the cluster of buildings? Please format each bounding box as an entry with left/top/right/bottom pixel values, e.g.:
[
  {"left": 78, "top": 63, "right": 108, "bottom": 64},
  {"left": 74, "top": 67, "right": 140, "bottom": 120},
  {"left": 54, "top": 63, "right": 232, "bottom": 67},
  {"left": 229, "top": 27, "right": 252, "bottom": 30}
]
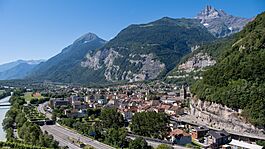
[
  {"left": 168, "top": 125, "right": 231, "bottom": 148},
  {"left": 169, "top": 125, "right": 263, "bottom": 149},
  {"left": 43, "top": 82, "right": 263, "bottom": 149},
  {"left": 48, "top": 83, "right": 189, "bottom": 120}
]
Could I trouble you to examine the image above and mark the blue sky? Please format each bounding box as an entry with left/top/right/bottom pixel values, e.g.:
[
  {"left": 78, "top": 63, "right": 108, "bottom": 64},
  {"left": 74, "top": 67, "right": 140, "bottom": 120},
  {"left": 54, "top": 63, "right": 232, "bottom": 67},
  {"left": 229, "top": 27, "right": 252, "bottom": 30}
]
[{"left": 0, "top": 0, "right": 264, "bottom": 64}]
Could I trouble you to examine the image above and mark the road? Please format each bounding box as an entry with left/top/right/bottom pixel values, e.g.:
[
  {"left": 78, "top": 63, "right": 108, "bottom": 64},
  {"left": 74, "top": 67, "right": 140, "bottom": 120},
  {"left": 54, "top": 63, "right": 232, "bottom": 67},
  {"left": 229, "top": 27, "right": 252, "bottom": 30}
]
[
  {"left": 41, "top": 125, "right": 81, "bottom": 149},
  {"left": 38, "top": 102, "right": 114, "bottom": 149},
  {"left": 41, "top": 124, "right": 114, "bottom": 149},
  {"left": 37, "top": 102, "right": 52, "bottom": 120}
]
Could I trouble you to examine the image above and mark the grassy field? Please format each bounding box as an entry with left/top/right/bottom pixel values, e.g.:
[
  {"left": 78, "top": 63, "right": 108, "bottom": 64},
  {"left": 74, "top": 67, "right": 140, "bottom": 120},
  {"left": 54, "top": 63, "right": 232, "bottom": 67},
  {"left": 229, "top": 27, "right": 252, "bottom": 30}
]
[{"left": 24, "top": 92, "right": 44, "bottom": 101}]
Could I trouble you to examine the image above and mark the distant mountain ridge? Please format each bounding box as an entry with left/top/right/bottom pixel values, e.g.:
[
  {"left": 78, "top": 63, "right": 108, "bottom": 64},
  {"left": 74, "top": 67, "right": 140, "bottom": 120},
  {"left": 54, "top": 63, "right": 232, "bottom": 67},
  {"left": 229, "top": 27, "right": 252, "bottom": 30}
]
[
  {"left": 28, "top": 33, "right": 107, "bottom": 83},
  {"left": 0, "top": 59, "right": 44, "bottom": 80},
  {"left": 196, "top": 5, "right": 251, "bottom": 37},
  {"left": 0, "top": 60, "right": 44, "bottom": 72}
]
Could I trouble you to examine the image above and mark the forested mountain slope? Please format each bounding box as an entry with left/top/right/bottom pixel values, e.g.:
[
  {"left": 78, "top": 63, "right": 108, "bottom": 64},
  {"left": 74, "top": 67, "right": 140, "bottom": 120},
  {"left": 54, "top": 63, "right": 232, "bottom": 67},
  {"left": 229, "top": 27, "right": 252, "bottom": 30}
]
[
  {"left": 81, "top": 18, "right": 215, "bottom": 83},
  {"left": 191, "top": 12, "right": 265, "bottom": 127}
]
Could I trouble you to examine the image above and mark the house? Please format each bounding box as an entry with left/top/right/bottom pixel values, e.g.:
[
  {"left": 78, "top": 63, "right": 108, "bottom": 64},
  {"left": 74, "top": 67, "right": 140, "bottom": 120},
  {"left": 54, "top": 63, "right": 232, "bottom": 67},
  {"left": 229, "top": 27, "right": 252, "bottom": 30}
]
[
  {"left": 108, "top": 99, "right": 118, "bottom": 106},
  {"left": 206, "top": 130, "right": 231, "bottom": 148},
  {"left": 158, "top": 104, "right": 172, "bottom": 112},
  {"left": 150, "top": 99, "right": 160, "bottom": 106},
  {"left": 138, "top": 105, "right": 151, "bottom": 112},
  {"left": 98, "top": 98, "right": 107, "bottom": 105},
  {"left": 169, "top": 129, "right": 192, "bottom": 145},
  {"left": 52, "top": 99, "right": 69, "bottom": 108},
  {"left": 64, "top": 109, "right": 86, "bottom": 118},
  {"left": 153, "top": 107, "right": 165, "bottom": 113},
  {"left": 72, "top": 101, "right": 87, "bottom": 110},
  {"left": 120, "top": 109, "right": 133, "bottom": 121},
  {"left": 86, "top": 95, "right": 96, "bottom": 103},
  {"left": 165, "top": 106, "right": 184, "bottom": 116},
  {"left": 191, "top": 126, "right": 209, "bottom": 139},
  {"left": 128, "top": 106, "right": 138, "bottom": 113}
]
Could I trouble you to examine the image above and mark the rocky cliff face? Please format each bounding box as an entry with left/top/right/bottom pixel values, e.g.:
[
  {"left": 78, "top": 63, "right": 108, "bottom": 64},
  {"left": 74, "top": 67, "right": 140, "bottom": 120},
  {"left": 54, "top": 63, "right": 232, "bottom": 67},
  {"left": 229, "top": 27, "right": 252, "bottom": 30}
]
[
  {"left": 189, "top": 98, "right": 265, "bottom": 138},
  {"left": 167, "top": 52, "right": 215, "bottom": 80},
  {"left": 81, "top": 48, "right": 165, "bottom": 82},
  {"left": 178, "top": 52, "right": 216, "bottom": 73},
  {"left": 196, "top": 5, "right": 251, "bottom": 37}
]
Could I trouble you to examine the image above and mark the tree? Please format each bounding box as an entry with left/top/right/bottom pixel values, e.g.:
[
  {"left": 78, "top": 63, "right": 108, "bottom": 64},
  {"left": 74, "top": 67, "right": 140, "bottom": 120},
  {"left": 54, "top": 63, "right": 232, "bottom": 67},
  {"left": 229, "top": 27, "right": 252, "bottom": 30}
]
[
  {"left": 131, "top": 112, "right": 169, "bottom": 139},
  {"left": 60, "top": 118, "right": 75, "bottom": 128},
  {"left": 156, "top": 144, "right": 173, "bottom": 149},
  {"left": 256, "top": 140, "right": 265, "bottom": 148},
  {"left": 89, "top": 122, "right": 103, "bottom": 140},
  {"left": 129, "top": 137, "right": 152, "bottom": 149},
  {"left": 105, "top": 127, "right": 127, "bottom": 148},
  {"left": 15, "top": 112, "right": 27, "bottom": 127},
  {"left": 2, "top": 117, "right": 14, "bottom": 130},
  {"left": 100, "top": 108, "right": 124, "bottom": 129}
]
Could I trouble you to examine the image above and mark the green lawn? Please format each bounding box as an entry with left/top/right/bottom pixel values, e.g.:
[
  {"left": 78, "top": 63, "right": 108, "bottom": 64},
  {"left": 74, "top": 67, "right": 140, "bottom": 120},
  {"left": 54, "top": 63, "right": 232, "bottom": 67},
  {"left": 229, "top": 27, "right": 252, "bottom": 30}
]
[{"left": 24, "top": 92, "right": 44, "bottom": 101}]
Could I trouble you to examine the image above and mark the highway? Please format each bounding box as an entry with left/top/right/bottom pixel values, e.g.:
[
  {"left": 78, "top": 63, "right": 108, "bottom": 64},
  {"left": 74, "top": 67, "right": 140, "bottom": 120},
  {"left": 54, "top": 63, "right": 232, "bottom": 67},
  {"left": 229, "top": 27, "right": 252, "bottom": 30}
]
[
  {"left": 41, "top": 125, "right": 81, "bottom": 149},
  {"left": 41, "top": 124, "right": 114, "bottom": 149},
  {"left": 38, "top": 102, "right": 114, "bottom": 149}
]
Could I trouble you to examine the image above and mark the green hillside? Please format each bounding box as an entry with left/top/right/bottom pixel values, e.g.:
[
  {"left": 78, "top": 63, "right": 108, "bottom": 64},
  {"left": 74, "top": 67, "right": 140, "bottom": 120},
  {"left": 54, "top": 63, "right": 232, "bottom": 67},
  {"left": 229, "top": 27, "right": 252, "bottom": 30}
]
[
  {"left": 82, "top": 17, "right": 215, "bottom": 83},
  {"left": 191, "top": 12, "right": 265, "bottom": 127},
  {"left": 105, "top": 17, "right": 215, "bottom": 72},
  {"left": 28, "top": 33, "right": 106, "bottom": 83}
]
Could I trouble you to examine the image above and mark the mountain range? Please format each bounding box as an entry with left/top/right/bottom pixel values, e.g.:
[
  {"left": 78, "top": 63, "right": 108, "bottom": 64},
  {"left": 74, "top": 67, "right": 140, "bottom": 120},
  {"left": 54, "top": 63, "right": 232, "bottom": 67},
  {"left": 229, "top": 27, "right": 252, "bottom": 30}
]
[
  {"left": 29, "top": 18, "right": 215, "bottom": 84},
  {"left": 0, "top": 60, "right": 44, "bottom": 80},
  {"left": 1, "top": 6, "right": 252, "bottom": 84}
]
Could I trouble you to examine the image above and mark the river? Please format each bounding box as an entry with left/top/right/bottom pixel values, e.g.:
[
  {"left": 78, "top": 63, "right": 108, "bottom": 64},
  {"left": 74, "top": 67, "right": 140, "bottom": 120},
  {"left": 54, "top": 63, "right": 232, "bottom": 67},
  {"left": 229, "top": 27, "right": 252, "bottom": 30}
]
[{"left": 0, "top": 96, "right": 11, "bottom": 141}]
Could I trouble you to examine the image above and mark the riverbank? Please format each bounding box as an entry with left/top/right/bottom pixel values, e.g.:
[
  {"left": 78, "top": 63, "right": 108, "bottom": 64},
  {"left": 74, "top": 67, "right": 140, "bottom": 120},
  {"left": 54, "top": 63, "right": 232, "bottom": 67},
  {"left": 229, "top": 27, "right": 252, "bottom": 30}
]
[
  {"left": 1, "top": 89, "right": 59, "bottom": 148},
  {"left": 0, "top": 95, "right": 11, "bottom": 141}
]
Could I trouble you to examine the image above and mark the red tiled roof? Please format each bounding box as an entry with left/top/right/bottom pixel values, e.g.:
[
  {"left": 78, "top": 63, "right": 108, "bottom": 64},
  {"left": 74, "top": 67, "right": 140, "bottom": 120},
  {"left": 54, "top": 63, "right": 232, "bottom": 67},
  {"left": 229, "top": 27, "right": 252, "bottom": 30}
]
[{"left": 170, "top": 129, "right": 191, "bottom": 137}]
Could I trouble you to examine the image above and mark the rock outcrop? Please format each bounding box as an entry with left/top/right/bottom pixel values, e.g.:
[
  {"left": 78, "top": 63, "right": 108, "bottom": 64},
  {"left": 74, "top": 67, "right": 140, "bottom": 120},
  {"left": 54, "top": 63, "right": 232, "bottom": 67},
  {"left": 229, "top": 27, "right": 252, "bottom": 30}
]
[
  {"left": 189, "top": 98, "right": 265, "bottom": 138},
  {"left": 196, "top": 5, "right": 251, "bottom": 37},
  {"left": 81, "top": 48, "right": 165, "bottom": 82},
  {"left": 178, "top": 53, "right": 216, "bottom": 73},
  {"left": 167, "top": 52, "right": 215, "bottom": 80}
]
